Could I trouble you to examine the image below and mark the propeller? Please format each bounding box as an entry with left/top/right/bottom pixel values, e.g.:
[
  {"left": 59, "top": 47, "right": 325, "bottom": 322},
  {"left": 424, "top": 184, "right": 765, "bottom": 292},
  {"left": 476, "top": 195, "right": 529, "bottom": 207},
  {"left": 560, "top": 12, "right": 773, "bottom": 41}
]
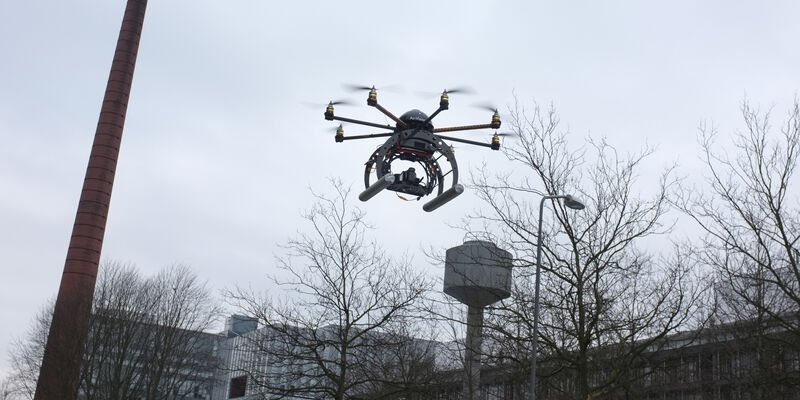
[
  {"left": 492, "top": 131, "right": 519, "bottom": 139},
  {"left": 323, "top": 124, "right": 345, "bottom": 134},
  {"left": 473, "top": 102, "right": 499, "bottom": 114},
  {"left": 416, "top": 86, "right": 476, "bottom": 98},
  {"left": 343, "top": 84, "right": 404, "bottom": 93},
  {"left": 455, "top": 130, "right": 517, "bottom": 138},
  {"left": 327, "top": 99, "right": 354, "bottom": 106},
  {"left": 302, "top": 99, "right": 355, "bottom": 108},
  {"left": 440, "top": 86, "right": 475, "bottom": 95},
  {"left": 324, "top": 124, "right": 347, "bottom": 143}
]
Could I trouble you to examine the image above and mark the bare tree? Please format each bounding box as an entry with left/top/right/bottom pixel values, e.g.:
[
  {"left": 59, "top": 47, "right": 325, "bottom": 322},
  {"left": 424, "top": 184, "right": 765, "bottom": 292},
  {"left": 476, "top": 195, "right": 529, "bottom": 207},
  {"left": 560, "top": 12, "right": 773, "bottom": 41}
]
[
  {"left": 226, "top": 181, "right": 434, "bottom": 400},
  {"left": 464, "top": 100, "right": 705, "bottom": 399},
  {"left": 6, "top": 262, "right": 220, "bottom": 400},
  {"left": 138, "top": 265, "right": 222, "bottom": 400},
  {"left": 6, "top": 302, "right": 51, "bottom": 400},
  {"left": 354, "top": 315, "right": 445, "bottom": 399},
  {"left": 80, "top": 262, "right": 152, "bottom": 400},
  {"left": 0, "top": 375, "right": 29, "bottom": 400},
  {"left": 675, "top": 99, "right": 800, "bottom": 396}
]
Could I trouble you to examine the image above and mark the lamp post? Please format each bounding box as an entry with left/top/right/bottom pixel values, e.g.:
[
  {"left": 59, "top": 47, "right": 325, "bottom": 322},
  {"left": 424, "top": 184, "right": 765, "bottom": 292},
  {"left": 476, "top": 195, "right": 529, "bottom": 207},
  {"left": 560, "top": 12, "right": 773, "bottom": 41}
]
[{"left": 530, "top": 194, "right": 585, "bottom": 400}]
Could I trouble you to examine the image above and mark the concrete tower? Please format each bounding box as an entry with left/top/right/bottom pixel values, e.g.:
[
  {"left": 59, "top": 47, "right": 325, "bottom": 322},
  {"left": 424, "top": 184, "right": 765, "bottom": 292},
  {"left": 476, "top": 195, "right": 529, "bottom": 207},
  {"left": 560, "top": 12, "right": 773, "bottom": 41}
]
[{"left": 444, "top": 240, "right": 512, "bottom": 400}]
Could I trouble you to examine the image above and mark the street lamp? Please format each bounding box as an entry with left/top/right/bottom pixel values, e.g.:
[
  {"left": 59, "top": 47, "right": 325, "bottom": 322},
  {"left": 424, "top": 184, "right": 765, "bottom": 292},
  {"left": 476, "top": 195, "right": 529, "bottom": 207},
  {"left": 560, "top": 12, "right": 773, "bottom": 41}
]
[{"left": 530, "top": 194, "right": 585, "bottom": 400}]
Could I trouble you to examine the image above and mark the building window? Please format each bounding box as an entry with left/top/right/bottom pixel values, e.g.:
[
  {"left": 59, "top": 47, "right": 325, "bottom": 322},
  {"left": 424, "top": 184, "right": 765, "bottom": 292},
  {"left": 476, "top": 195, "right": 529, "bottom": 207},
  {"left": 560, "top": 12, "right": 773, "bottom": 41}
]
[
  {"left": 785, "top": 349, "right": 800, "bottom": 372},
  {"left": 684, "top": 356, "right": 698, "bottom": 383},
  {"left": 229, "top": 375, "right": 247, "bottom": 398}
]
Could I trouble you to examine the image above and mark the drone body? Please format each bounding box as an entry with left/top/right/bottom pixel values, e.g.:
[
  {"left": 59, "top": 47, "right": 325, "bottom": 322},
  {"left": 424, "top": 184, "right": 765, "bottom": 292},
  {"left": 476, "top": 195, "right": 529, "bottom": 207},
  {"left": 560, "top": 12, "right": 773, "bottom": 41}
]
[{"left": 324, "top": 87, "right": 503, "bottom": 211}]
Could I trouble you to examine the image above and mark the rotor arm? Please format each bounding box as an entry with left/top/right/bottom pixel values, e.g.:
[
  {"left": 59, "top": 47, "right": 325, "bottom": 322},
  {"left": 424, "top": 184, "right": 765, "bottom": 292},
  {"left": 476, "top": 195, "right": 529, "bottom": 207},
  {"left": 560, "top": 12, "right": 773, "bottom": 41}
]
[
  {"left": 436, "top": 134, "right": 494, "bottom": 149},
  {"left": 330, "top": 115, "right": 396, "bottom": 131},
  {"left": 432, "top": 109, "right": 501, "bottom": 132},
  {"left": 337, "top": 132, "right": 395, "bottom": 142},
  {"left": 371, "top": 102, "right": 408, "bottom": 129},
  {"left": 423, "top": 91, "right": 451, "bottom": 125},
  {"left": 424, "top": 107, "right": 445, "bottom": 126},
  {"left": 362, "top": 87, "right": 407, "bottom": 128},
  {"left": 433, "top": 123, "right": 498, "bottom": 133}
]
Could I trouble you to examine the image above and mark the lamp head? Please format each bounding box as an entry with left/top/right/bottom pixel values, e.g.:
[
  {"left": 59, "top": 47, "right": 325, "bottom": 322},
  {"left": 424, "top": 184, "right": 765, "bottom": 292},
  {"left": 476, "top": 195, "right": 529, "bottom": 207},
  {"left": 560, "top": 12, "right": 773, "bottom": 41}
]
[{"left": 563, "top": 194, "right": 586, "bottom": 210}]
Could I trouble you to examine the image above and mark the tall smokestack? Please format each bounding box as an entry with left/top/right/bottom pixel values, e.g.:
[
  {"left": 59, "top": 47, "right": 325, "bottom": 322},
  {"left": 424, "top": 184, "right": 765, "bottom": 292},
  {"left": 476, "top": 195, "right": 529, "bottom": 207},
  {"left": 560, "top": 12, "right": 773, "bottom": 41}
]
[{"left": 35, "top": 1, "right": 147, "bottom": 398}]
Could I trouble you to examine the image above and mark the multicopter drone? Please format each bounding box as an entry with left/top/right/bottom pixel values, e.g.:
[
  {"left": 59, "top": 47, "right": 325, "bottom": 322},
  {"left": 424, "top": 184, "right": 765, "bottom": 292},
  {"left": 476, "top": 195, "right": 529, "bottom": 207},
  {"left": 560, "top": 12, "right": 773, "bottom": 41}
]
[{"left": 324, "top": 86, "right": 507, "bottom": 212}]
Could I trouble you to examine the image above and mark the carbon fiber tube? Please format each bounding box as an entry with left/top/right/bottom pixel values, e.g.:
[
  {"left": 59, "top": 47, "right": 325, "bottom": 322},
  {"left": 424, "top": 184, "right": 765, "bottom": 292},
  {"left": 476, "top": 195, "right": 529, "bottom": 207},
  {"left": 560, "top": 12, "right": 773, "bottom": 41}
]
[
  {"left": 359, "top": 174, "right": 395, "bottom": 201},
  {"left": 423, "top": 184, "right": 464, "bottom": 212}
]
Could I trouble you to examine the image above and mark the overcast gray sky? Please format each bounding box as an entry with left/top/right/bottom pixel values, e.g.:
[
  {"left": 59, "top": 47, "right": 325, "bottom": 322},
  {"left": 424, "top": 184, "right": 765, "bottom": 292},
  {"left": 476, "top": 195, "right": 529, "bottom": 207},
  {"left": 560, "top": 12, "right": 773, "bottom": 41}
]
[{"left": 2, "top": 0, "right": 799, "bottom": 376}]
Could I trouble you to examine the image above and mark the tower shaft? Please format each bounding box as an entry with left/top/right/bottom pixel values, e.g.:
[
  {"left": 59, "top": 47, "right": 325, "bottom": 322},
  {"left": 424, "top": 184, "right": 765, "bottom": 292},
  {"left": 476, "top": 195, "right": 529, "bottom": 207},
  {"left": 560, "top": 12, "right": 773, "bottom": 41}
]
[{"left": 34, "top": 1, "right": 148, "bottom": 398}]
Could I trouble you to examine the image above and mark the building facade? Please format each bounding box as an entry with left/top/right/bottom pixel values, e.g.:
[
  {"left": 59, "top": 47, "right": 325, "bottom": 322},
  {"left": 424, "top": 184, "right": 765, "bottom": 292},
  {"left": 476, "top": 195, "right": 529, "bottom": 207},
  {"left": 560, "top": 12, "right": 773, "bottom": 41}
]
[{"left": 108, "top": 314, "right": 795, "bottom": 400}]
